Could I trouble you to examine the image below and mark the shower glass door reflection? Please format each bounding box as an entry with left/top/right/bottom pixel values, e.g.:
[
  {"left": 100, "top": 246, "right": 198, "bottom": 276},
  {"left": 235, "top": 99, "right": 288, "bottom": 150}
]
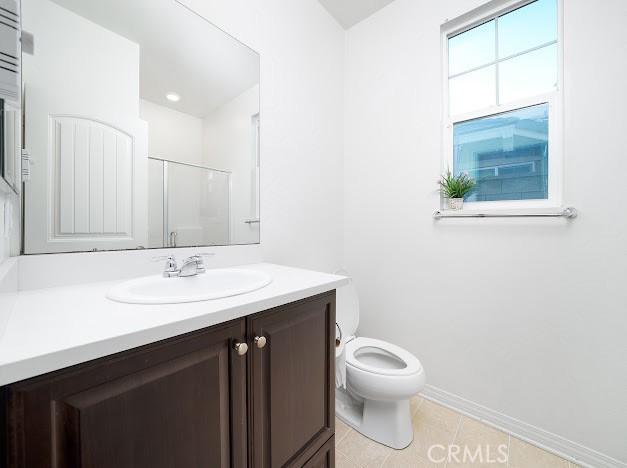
[{"left": 149, "top": 158, "right": 230, "bottom": 248}]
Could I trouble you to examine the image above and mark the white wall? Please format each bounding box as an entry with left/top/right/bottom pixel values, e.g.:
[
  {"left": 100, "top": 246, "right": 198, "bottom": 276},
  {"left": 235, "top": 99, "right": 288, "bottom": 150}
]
[
  {"left": 147, "top": 159, "right": 164, "bottom": 248},
  {"left": 179, "top": 0, "right": 345, "bottom": 273},
  {"left": 140, "top": 99, "right": 204, "bottom": 164},
  {"left": 204, "top": 85, "right": 260, "bottom": 245},
  {"left": 343, "top": 0, "right": 627, "bottom": 464}
]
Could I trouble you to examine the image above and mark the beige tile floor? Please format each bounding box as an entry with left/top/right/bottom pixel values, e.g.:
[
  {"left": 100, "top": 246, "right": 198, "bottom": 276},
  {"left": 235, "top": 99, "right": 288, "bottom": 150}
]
[{"left": 335, "top": 396, "right": 581, "bottom": 468}]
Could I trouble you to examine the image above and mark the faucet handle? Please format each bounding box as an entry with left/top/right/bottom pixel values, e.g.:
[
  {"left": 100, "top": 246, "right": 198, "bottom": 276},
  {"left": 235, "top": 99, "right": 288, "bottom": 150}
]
[
  {"left": 192, "top": 252, "right": 214, "bottom": 273},
  {"left": 152, "top": 255, "right": 178, "bottom": 276}
]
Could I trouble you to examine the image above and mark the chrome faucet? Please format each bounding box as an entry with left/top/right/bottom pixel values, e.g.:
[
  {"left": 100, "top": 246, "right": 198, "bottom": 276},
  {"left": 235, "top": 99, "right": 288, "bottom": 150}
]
[
  {"left": 153, "top": 253, "right": 214, "bottom": 278},
  {"left": 178, "top": 255, "right": 206, "bottom": 277}
]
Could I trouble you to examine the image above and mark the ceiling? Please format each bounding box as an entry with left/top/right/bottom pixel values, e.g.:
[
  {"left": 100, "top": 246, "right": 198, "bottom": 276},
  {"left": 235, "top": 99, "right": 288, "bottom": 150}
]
[
  {"left": 51, "top": 0, "right": 259, "bottom": 118},
  {"left": 318, "top": 0, "right": 397, "bottom": 29}
]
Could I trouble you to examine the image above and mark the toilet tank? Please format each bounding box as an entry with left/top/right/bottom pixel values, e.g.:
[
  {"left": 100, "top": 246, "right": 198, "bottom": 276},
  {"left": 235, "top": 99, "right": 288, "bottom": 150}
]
[{"left": 335, "top": 276, "right": 359, "bottom": 338}]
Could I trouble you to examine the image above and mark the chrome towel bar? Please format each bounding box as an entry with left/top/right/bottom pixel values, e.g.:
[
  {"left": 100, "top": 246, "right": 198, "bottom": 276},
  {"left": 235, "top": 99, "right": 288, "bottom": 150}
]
[{"left": 433, "top": 207, "right": 577, "bottom": 219}]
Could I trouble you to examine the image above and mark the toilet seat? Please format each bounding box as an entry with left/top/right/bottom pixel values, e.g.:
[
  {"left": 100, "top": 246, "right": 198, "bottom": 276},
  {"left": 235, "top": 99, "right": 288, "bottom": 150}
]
[{"left": 345, "top": 337, "right": 422, "bottom": 377}]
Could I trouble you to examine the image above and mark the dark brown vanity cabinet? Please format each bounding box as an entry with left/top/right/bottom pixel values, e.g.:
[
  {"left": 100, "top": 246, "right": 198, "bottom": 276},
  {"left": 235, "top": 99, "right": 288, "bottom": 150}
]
[{"left": 1, "top": 292, "right": 335, "bottom": 468}]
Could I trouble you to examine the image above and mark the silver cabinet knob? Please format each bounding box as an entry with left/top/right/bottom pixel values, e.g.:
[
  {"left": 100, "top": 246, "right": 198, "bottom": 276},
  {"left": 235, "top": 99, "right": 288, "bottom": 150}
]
[
  {"left": 233, "top": 342, "right": 248, "bottom": 356},
  {"left": 254, "top": 336, "right": 267, "bottom": 349}
]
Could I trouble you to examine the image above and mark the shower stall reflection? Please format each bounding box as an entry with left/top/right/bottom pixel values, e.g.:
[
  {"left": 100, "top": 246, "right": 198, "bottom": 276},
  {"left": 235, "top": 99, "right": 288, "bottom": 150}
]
[{"left": 148, "top": 158, "right": 231, "bottom": 248}]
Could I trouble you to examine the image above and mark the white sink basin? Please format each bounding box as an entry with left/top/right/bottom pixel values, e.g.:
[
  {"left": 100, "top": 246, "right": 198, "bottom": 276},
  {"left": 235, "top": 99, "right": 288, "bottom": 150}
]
[{"left": 106, "top": 268, "right": 272, "bottom": 304}]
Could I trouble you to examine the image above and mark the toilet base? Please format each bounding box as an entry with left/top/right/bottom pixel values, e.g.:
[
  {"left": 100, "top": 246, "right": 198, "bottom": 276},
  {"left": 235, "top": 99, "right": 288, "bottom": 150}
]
[{"left": 336, "top": 388, "right": 413, "bottom": 450}]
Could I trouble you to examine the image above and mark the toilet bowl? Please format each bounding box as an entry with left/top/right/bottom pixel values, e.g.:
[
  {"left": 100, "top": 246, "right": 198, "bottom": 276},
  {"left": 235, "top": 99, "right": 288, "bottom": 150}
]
[{"left": 335, "top": 278, "right": 426, "bottom": 449}]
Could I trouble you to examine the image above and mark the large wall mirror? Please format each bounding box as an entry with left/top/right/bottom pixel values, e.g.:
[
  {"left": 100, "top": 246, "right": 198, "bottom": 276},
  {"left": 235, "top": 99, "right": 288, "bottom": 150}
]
[{"left": 22, "top": 0, "right": 260, "bottom": 254}]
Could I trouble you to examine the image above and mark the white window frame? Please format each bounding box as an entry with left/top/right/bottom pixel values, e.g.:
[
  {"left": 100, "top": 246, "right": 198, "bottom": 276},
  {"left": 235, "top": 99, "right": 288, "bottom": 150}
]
[{"left": 441, "top": 0, "right": 564, "bottom": 210}]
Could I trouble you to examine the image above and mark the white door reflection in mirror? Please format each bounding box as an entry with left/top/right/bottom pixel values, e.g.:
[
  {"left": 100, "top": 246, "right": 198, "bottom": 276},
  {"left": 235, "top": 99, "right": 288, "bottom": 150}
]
[{"left": 22, "top": 0, "right": 148, "bottom": 253}]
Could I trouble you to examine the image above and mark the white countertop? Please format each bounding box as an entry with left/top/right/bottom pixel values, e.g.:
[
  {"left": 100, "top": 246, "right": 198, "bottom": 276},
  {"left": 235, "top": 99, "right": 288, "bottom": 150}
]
[{"left": 0, "top": 263, "right": 348, "bottom": 386}]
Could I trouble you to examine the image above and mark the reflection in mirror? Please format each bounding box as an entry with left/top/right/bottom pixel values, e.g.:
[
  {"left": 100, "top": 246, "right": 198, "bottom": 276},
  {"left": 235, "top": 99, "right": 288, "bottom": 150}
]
[
  {"left": 148, "top": 158, "right": 231, "bottom": 248},
  {"left": 0, "top": 0, "right": 21, "bottom": 196},
  {"left": 22, "top": 0, "right": 260, "bottom": 254},
  {"left": 0, "top": 99, "right": 21, "bottom": 194}
]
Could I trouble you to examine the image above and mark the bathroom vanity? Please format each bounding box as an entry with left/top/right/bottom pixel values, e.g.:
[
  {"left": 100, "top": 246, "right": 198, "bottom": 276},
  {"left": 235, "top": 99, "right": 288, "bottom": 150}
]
[{"left": 0, "top": 263, "right": 345, "bottom": 468}]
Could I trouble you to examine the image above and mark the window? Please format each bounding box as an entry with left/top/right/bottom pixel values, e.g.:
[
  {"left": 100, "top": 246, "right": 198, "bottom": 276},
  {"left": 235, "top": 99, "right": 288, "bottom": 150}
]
[{"left": 443, "top": 0, "right": 561, "bottom": 207}]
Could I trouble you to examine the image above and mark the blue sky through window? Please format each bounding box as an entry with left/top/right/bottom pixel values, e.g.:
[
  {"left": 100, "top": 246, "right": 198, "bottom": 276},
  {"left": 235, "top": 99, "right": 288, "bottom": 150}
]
[
  {"left": 498, "top": 0, "right": 557, "bottom": 58},
  {"left": 448, "top": 0, "right": 557, "bottom": 115}
]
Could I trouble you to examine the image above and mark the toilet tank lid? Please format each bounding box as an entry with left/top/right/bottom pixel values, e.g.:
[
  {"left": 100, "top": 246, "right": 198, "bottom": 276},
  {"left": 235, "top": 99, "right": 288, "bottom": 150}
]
[{"left": 336, "top": 278, "right": 359, "bottom": 338}]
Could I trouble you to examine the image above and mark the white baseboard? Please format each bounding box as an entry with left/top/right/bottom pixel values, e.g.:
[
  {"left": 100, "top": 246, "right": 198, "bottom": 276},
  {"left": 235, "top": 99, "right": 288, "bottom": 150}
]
[{"left": 421, "top": 385, "right": 626, "bottom": 468}]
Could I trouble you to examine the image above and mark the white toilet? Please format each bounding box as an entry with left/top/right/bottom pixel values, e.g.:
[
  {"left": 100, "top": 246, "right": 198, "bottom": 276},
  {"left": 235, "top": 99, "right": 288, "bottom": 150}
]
[{"left": 335, "top": 278, "right": 426, "bottom": 449}]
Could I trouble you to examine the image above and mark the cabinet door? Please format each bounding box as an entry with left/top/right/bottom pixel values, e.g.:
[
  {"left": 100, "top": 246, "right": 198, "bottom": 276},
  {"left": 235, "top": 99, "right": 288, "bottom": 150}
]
[
  {"left": 302, "top": 437, "right": 335, "bottom": 468},
  {"left": 4, "top": 319, "right": 248, "bottom": 468},
  {"left": 249, "top": 292, "right": 335, "bottom": 468}
]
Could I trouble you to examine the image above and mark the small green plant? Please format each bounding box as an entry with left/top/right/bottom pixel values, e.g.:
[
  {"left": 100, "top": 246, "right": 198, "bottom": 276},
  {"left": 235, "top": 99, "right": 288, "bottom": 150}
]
[{"left": 438, "top": 170, "right": 476, "bottom": 199}]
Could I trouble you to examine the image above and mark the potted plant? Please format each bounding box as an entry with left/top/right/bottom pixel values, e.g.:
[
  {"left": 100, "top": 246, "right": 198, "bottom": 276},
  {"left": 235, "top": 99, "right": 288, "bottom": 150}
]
[{"left": 438, "top": 170, "right": 476, "bottom": 210}]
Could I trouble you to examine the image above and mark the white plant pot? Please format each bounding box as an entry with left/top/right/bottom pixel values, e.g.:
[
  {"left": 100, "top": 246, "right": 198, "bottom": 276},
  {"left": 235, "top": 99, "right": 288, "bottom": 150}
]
[{"left": 448, "top": 198, "right": 464, "bottom": 210}]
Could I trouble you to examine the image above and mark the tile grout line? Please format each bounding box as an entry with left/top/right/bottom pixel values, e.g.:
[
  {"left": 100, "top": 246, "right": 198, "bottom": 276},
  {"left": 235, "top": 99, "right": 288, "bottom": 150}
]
[
  {"left": 507, "top": 434, "right": 511, "bottom": 468},
  {"left": 336, "top": 443, "right": 362, "bottom": 468},
  {"left": 413, "top": 396, "right": 426, "bottom": 416},
  {"left": 335, "top": 447, "right": 357, "bottom": 468},
  {"left": 443, "top": 414, "right": 464, "bottom": 468},
  {"left": 336, "top": 419, "right": 355, "bottom": 445},
  {"left": 378, "top": 450, "right": 392, "bottom": 468}
]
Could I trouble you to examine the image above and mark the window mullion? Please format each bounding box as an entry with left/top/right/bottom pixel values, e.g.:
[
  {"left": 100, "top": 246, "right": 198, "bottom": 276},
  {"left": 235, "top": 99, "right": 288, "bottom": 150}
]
[{"left": 448, "top": 40, "right": 558, "bottom": 80}]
